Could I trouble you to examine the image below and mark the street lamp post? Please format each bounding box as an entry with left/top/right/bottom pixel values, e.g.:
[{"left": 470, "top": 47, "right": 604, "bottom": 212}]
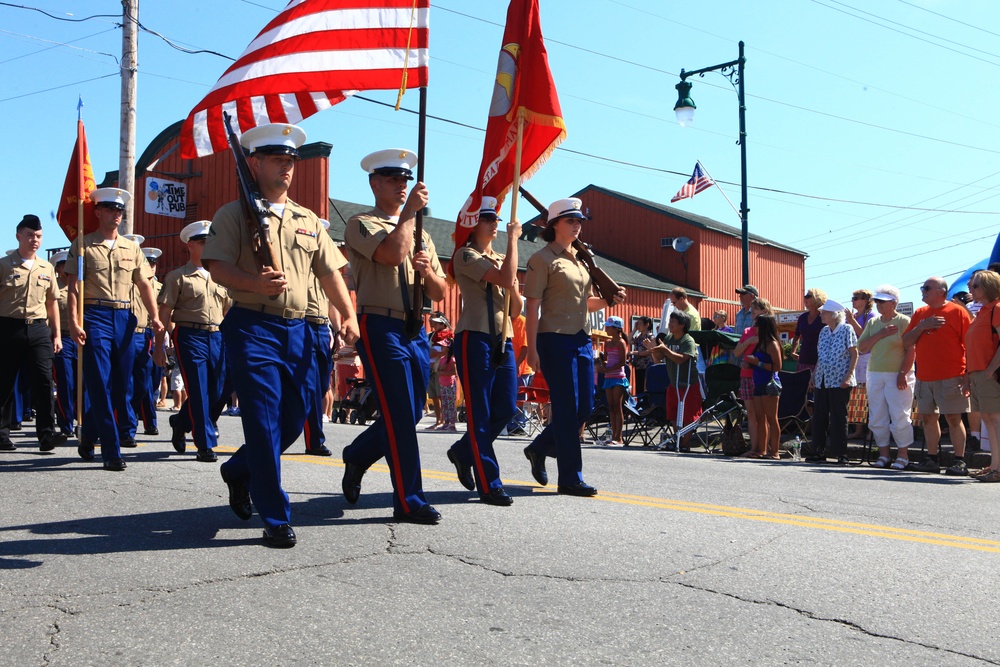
[{"left": 674, "top": 41, "right": 749, "bottom": 286}]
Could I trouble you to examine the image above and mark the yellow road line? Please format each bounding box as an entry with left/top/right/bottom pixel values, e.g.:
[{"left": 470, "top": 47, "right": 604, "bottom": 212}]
[{"left": 230, "top": 449, "right": 1000, "bottom": 554}]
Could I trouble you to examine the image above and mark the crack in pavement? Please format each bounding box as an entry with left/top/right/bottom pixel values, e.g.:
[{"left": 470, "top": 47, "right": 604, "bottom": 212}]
[
  {"left": 662, "top": 533, "right": 787, "bottom": 577},
  {"left": 42, "top": 619, "right": 60, "bottom": 664},
  {"left": 775, "top": 496, "right": 821, "bottom": 513},
  {"left": 672, "top": 581, "right": 1000, "bottom": 664},
  {"left": 424, "top": 546, "right": 682, "bottom": 583}
]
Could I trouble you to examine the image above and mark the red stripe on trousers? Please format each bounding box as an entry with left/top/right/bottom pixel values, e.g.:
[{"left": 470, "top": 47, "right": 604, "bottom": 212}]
[{"left": 359, "top": 314, "right": 409, "bottom": 512}]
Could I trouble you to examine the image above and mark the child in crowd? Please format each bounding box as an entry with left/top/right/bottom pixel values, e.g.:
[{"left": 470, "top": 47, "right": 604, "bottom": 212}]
[{"left": 437, "top": 337, "right": 458, "bottom": 432}]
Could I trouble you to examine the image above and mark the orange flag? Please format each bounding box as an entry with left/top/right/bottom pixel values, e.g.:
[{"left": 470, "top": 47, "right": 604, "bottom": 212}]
[
  {"left": 56, "top": 118, "right": 97, "bottom": 242},
  {"left": 453, "top": 0, "right": 566, "bottom": 253}
]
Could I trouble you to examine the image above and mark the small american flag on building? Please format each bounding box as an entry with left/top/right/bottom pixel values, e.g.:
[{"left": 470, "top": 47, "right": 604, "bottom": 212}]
[
  {"left": 671, "top": 162, "right": 714, "bottom": 203},
  {"left": 179, "top": 0, "right": 429, "bottom": 159}
]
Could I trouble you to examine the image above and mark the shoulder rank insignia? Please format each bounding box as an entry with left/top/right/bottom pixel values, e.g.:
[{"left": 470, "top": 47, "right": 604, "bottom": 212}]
[{"left": 462, "top": 250, "right": 477, "bottom": 263}]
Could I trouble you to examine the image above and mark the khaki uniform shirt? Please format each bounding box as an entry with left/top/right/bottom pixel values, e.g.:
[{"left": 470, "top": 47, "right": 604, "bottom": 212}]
[
  {"left": 344, "top": 209, "right": 445, "bottom": 314},
  {"left": 202, "top": 199, "right": 346, "bottom": 316},
  {"left": 453, "top": 245, "right": 513, "bottom": 338},
  {"left": 65, "top": 232, "right": 148, "bottom": 302},
  {"left": 305, "top": 276, "right": 330, "bottom": 320},
  {"left": 524, "top": 244, "right": 592, "bottom": 335},
  {"left": 129, "top": 267, "right": 158, "bottom": 329},
  {"left": 0, "top": 253, "right": 58, "bottom": 321},
  {"left": 159, "top": 263, "right": 230, "bottom": 326}
]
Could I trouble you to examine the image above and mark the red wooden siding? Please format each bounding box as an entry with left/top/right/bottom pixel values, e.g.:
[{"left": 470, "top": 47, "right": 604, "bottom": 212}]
[{"left": 575, "top": 187, "right": 805, "bottom": 322}]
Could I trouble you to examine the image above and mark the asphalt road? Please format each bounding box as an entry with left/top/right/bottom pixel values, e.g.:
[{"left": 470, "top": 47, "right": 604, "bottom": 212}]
[{"left": 2, "top": 411, "right": 999, "bottom": 666}]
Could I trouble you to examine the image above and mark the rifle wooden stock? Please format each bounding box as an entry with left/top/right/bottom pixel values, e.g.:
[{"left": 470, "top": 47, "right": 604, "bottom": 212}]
[
  {"left": 517, "top": 186, "right": 622, "bottom": 307},
  {"left": 223, "top": 113, "right": 282, "bottom": 282}
]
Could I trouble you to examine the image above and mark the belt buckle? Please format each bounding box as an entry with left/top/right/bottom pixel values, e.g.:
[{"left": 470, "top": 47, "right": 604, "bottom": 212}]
[{"left": 282, "top": 308, "right": 297, "bottom": 319}]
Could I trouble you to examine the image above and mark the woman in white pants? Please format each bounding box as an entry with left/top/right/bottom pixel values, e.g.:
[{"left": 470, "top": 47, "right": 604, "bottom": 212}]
[{"left": 857, "top": 285, "right": 915, "bottom": 469}]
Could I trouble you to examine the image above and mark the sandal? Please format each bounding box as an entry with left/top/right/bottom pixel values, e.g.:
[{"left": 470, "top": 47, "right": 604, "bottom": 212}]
[
  {"left": 872, "top": 456, "right": 890, "bottom": 468},
  {"left": 977, "top": 469, "right": 1000, "bottom": 483},
  {"left": 740, "top": 451, "right": 762, "bottom": 459},
  {"left": 890, "top": 458, "right": 909, "bottom": 470},
  {"left": 763, "top": 454, "right": 781, "bottom": 460}
]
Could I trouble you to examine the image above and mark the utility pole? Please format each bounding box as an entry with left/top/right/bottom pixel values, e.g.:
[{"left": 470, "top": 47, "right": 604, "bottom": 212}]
[{"left": 119, "top": 0, "right": 138, "bottom": 235}]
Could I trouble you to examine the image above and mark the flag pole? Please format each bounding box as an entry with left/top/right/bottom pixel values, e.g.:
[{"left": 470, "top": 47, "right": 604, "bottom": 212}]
[
  {"left": 695, "top": 160, "right": 741, "bottom": 221},
  {"left": 407, "top": 86, "right": 427, "bottom": 334},
  {"left": 497, "top": 110, "right": 524, "bottom": 357},
  {"left": 75, "top": 102, "right": 85, "bottom": 437}
]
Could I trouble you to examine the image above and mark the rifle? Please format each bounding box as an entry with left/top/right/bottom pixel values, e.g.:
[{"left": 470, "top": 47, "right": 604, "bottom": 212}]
[
  {"left": 518, "top": 186, "right": 622, "bottom": 308},
  {"left": 222, "top": 112, "right": 282, "bottom": 290}
]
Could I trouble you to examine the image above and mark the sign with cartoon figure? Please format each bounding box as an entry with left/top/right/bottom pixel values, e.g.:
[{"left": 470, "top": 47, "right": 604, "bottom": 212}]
[{"left": 145, "top": 178, "right": 186, "bottom": 218}]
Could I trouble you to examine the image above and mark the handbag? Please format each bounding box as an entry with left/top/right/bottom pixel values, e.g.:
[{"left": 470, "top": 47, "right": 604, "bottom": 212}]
[{"left": 764, "top": 377, "right": 782, "bottom": 396}]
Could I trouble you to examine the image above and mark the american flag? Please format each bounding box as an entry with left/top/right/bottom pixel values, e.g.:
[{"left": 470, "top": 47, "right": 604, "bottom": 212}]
[
  {"left": 180, "top": 0, "right": 429, "bottom": 159},
  {"left": 671, "top": 162, "right": 715, "bottom": 203}
]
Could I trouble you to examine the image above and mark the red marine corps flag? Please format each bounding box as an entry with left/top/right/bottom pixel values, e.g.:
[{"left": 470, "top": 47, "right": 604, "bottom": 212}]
[
  {"left": 453, "top": 0, "right": 566, "bottom": 252},
  {"left": 56, "top": 99, "right": 97, "bottom": 242},
  {"left": 179, "top": 0, "right": 430, "bottom": 159}
]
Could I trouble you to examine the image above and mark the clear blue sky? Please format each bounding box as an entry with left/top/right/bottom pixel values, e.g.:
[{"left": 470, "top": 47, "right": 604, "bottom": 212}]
[{"left": 3, "top": 0, "right": 999, "bottom": 312}]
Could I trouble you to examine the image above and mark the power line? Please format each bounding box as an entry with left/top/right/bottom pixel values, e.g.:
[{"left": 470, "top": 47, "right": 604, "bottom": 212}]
[
  {"left": 0, "top": 72, "right": 117, "bottom": 103},
  {"left": 896, "top": 0, "right": 1000, "bottom": 40},
  {"left": 0, "top": 27, "right": 118, "bottom": 65},
  {"left": 824, "top": 0, "right": 1000, "bottom": 62},
  {"left": 0, "top": 2, "right": 118, "bottom": 22},
  {"left": 809, "top": 0, "right": 1000, "bottom": 68},
  {"left": 808, "top": 232, "right": 998, "bottom": 279},
  {"left": 789, "top": 170, "right": 1000, "bottom": 245}
]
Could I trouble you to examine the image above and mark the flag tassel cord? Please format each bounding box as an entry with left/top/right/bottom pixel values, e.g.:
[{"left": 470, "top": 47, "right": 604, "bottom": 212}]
[{"left": 395, "top": 0, "right": 420, "bottom": 110}]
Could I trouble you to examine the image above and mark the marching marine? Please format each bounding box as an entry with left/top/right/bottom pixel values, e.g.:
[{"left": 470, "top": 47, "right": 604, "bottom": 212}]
[
  {"left": 65, "top": 188, "right": 164, "bottom": 470},
  {"left": 203, "top": 123, "right": 358, "bottom": 548},
  {"left": 340, "top": 149, "right": 448, "bottom": 524}
]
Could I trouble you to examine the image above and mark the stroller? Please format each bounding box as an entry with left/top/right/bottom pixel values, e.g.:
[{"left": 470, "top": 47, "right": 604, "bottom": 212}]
[{"left": 337, "top": 377, "right": 379, "bottom": 425}]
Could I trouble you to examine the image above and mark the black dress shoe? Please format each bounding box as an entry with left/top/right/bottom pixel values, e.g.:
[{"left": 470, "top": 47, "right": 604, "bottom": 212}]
[
  {"left": 834, "top": 456, "right": 849, "bottom": 466},
  {"left": 196, "top": 448, "right": 218, "bottom": 463},
  {"left": 170, "top": 414, "right": 185, "bottom": 453},
  {"left": 0, "top": 439, "right": 16, "bottom": 451},
  {"left": 304, "top": 444, "right": 333, "bottom": 456},
  {"left": 447, "top": 448, "right": 475, "bottom": 491},
  {"left": 342, "top": 462, "right": 366, "bottom": 504},
  {"left": 481, "top": 487, "right": 513, "bottom": 506},
  {"left": 103, "top": 458, "right": 127, "bottom": 471},
  {"left": 262, "top": 524, "right": 297, "bottom": 548},
  {"left": 10, "top": 422, "right": 21, "bottom": 431},
  {"left": 120, "top": 437, "right": 137, "bottom": 449},
  {"left": 557, "top": 481, "right": 598, "bottom": 497},
  {"left": 804, "top": 455, "right": 826, "bottom": 463},
  {"left": 144, "top": 426, "right": 159, "bottom": 436},
  {"left": 77, "top": 441, "right": 94, "bottom": 461},
  {"left": 40, "top": 433, "right": 67, "bottom": 452},
  {"left": 393, "top": 504, "right": 442, "bottom": 524},
  {"left": 524, "top": 446, "right": 548, "bottom": 486},
  {"left": 220, "top": 467, "right": 252, "bottom": 520}
]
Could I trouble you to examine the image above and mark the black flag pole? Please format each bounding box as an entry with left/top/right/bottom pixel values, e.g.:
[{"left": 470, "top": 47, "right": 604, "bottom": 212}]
[{"left": 405, "top": 86, "right": 428, "bottom": 338}]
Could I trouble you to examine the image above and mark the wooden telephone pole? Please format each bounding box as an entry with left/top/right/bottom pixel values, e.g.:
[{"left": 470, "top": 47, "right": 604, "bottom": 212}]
[{"left": 119, "top": 0, "right": 138, "bottom": 235}]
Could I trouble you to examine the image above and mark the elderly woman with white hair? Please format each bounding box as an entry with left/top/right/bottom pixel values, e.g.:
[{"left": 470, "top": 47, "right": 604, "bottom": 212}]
[
  {"left": 857, "top": 285, "right": 915, "bottom": 469},
  {"left": 805, "top": 298, "right": 859, "bottom": 465}
]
